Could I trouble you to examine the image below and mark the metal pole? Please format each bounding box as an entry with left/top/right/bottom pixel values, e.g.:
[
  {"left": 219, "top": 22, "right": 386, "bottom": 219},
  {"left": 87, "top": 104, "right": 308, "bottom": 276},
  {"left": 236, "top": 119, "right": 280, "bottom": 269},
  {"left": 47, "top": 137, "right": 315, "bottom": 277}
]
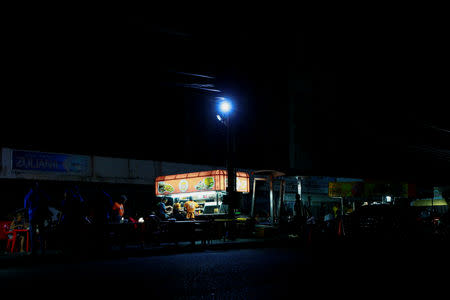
[
  {"left": 251, "top": 178, "right": 257, "bottom": 217},
  {"left": 269, "top": 176, "right": 274, "bottom": 224},
  {"left": 431, "top": 193, "right": 434, "bottom": 219},
  {"left": 277, "top": 180, "right": 285, "bottom": 223},
  {"left": 226, "top": 114, "right": 236, "bottom": 218},
  {"left": 340, "top": 197, "right": 345, "bottom": 236}
]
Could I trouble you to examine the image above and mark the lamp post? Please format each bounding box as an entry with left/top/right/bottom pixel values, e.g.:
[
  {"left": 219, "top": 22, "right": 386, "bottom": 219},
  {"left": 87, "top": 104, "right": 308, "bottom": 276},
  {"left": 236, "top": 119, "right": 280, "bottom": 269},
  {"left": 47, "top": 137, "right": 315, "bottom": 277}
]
[{"left": 217, "top": 98, "right": 236, "bottom": 216}]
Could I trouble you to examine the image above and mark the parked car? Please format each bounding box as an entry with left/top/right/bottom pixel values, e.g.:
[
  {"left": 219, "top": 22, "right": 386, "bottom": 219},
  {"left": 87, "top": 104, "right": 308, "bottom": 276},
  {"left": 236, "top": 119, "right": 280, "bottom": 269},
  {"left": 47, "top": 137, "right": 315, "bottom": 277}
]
[
  {"left": 347, "top": 204, "right": 406, "bottom": 241},
  {"left": 348, "top": 201, "right": 450, "bottom": 242},
  {"left": 434, "top": 210, "right": 450, "bottom": 241}
]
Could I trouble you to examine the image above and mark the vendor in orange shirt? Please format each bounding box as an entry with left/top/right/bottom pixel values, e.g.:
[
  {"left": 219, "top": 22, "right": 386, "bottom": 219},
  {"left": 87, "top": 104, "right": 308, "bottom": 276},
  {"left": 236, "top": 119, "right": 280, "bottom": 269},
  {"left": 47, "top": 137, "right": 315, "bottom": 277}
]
[
  {"left": 112, "top": 195, "right": 127, "bottom": 223},
  {"left": 184, "top": 197, "right": 199, "bottom": 220}
]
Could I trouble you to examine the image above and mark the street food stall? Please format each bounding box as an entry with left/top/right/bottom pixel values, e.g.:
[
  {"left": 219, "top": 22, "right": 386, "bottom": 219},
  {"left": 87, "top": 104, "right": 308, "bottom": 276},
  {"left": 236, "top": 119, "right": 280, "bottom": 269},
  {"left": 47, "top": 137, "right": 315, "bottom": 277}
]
[{"left": 155, "top": 170, "right": 250, "bottom": 217}]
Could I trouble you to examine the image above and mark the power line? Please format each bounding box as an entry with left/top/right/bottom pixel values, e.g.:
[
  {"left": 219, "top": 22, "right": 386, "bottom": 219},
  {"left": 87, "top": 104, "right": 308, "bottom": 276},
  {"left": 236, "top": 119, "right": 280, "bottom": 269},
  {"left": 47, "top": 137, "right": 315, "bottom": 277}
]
[
  {"left": 408, "top": 144, "right": 450, "bottom": 162},
  {"left": 175, "top": 83, "right": 221, "bottom": 93},
  {"left": 423, "top": 123, "right": 450, "bottom": 134},
  {"left": 173, "top": 71, "right": 215, "bottom": 79}
]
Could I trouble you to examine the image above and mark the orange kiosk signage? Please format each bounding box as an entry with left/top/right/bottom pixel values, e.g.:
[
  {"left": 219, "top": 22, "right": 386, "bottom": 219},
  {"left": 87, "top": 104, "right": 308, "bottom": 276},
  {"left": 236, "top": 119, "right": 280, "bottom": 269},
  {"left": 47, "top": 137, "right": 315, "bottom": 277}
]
[{"left": 155, "top": 170, "right": 250, "bottom": 196}]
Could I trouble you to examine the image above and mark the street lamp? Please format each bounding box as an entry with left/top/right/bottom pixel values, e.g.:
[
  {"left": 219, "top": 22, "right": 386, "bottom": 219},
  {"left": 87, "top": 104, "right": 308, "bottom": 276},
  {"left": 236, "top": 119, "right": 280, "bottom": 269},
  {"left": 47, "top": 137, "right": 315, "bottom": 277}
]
[
  {"left": 219, "top": 99, "right": 232, "bottom": 114},
  {"left": 216, "top": 97, "right": 236, "bottom": 215},
  {"left": 217, "top": 98, "right": 232, "bottom": 126}
]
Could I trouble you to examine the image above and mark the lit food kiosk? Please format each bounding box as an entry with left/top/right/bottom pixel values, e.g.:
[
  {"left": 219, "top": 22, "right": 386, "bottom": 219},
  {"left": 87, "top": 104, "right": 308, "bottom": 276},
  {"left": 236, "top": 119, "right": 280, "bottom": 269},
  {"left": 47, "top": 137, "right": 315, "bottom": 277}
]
[{"left": 155, "top": 170, "right": 250, "bottom": 216}]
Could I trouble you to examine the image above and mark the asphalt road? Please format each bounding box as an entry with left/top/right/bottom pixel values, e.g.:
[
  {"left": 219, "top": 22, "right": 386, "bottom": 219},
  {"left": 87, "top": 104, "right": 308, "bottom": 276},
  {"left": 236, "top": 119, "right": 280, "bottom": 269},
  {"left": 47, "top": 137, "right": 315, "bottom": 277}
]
[
  {"left": 1, "top": 246, "right": 312, "bottom": 298},
  {"left": 1, "top": 241, "right": 448, "bottom": 298}
]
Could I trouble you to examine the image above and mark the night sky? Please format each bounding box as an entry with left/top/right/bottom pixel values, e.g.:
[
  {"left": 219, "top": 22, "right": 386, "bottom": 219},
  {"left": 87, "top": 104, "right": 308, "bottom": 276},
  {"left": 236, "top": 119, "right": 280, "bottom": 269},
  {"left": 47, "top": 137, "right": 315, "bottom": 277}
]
[{"left": 2, "top": 13, "right": 449, "bottom": 183}]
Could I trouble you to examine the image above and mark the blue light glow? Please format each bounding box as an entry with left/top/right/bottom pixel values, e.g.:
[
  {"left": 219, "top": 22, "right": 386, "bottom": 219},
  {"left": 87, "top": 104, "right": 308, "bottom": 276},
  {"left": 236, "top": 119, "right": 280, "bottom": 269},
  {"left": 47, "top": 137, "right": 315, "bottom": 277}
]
[{"left": 219, "top": 100, "right": 232, "bottom": 114}]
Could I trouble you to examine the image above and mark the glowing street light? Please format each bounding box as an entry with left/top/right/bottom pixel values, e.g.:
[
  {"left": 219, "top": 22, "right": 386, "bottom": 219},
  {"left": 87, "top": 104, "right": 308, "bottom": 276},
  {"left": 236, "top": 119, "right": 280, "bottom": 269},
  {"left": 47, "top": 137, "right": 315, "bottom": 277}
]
[
  {"left": 219, "top": 99, "right": 232, "bottom": 114},
  {"left": 216, "top": 97, "right": 233, "bottom": 126}
]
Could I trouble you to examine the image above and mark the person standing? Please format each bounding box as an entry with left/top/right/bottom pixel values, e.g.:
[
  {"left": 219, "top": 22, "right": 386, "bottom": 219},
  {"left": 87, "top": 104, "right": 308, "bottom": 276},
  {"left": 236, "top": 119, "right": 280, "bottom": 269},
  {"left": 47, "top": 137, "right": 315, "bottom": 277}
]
[
  {"left": 112, "top": 195, "right": 127, "bottom": 224},
  {"left": 293, "top": 193, "right": 305, "bottom": 237},
  {"left": 294, "top": 194, "right": 302, "bottom": 217},
  {"left": 332, "top": 203, "right": 339, "bottom": 219},
  {"left": 60, "top": 186, "right": 85, "bottom": 256},
  {"left": 90, "top": 189, "right": 114, "bottom": 255},
  {"left": 101, "top": 189, "right": 114, "bottom": 224},
  {"left": 24, "top": 182, "right": 51, "bottom": 256},
  {"left": 184, "top": 197, "right": 199, "bottom": 220}
]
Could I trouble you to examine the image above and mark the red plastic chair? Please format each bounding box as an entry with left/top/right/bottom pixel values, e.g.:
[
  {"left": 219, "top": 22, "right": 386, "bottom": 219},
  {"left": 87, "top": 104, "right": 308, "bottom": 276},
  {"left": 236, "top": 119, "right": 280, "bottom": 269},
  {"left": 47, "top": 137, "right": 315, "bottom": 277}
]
[
  {"left": 2, "top": 223, "right": 15, "bottom": 253},
  {"left": 2, "top": 224, "right": 30, "bottom": 253},
  {"left": 11, "top": 230, "right": 30, "bottom": 253}
]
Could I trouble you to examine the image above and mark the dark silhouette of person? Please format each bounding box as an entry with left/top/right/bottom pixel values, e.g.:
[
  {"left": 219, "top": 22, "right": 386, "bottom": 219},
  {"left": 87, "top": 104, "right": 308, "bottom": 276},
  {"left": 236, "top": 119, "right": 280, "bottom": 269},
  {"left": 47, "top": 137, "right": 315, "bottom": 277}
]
[
  {"left": 293, "top": 193, "right": 306, "bottom": 236},
  {"left": 156, "top": 198, "right": 169, "bottom": 220},
  {"left": 93, "top": 189, "right": 114, "bottom": 224},
  {"left": 90, "top": 188, "right": 114, "bottom": 255},
  {"left": 60, "top": 185, "right": 85, "bottom": 256},
  {"left": 24, "top": 182, "right": 51, "bottom": 256},
  {"left": 294, "top": 194, "right": 302, "bottom": 217}
]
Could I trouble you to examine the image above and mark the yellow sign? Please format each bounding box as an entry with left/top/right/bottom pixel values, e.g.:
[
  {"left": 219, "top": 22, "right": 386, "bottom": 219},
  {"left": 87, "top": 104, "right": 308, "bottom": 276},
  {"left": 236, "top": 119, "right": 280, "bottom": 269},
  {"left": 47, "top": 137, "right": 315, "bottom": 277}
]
[{"left": 328, "top": 182, "right": 364, "bottom": 197}]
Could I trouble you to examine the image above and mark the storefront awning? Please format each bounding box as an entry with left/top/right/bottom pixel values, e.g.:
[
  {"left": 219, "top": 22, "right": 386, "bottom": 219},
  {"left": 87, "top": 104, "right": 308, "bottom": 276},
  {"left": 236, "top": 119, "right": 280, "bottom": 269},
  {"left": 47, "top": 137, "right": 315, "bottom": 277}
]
[
  {"left": 411, "top": 199, "right": 448, "bottom": 207},
  {"left": 328, "top": 182, "right": 417, "bottom": 198}
]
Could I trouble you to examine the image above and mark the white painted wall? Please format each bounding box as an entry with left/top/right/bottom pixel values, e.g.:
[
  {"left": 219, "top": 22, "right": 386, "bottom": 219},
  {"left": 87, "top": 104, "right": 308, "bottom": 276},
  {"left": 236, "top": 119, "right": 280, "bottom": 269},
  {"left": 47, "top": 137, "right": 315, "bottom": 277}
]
[{"left": 0, "top": 148, "right": 226, "bottom": 185}]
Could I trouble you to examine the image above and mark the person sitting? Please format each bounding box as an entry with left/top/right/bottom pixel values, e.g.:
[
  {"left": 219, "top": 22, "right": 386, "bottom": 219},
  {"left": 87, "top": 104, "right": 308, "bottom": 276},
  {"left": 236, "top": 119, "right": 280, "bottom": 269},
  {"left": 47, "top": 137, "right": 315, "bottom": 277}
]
[
  {"left": 173, "top": 200, "right": 181, "bottom": 213},
  {"left": 172, "top": 200, "right": 186, "bottom": 220},
  {"left": 156, "top": 198, "right": 170, "bottom": 220},
  {"left": 9, "top": 213, "right": 29, "bottom": 253}
]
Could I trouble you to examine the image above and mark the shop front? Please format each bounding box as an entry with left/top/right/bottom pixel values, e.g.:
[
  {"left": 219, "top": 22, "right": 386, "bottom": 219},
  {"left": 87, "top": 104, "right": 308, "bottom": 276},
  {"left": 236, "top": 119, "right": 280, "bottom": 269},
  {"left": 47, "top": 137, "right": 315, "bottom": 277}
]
[{"left": 155, "top": 170, "right": 250, "bottom": 217}]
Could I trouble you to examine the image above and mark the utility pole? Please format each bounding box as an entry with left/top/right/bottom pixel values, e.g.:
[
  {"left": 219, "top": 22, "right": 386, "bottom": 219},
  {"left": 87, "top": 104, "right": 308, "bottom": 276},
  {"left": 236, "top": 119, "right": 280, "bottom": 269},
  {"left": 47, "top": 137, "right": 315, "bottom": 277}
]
[{"left": 226, "top": 112, "right": 236, "bottom": 218}]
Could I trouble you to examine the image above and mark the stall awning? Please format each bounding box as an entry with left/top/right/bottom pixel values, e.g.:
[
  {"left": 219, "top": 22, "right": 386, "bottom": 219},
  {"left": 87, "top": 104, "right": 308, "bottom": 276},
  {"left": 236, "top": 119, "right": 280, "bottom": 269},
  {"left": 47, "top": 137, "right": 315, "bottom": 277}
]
[
  {"left": 411, "top": 199, "right": 448, "bottom": 207},
  {"left": 155, "top": 170, "right": 250, "bottom": 195},
  {"left": 328, "top": 182, "right": 418, "bottom": 198}
]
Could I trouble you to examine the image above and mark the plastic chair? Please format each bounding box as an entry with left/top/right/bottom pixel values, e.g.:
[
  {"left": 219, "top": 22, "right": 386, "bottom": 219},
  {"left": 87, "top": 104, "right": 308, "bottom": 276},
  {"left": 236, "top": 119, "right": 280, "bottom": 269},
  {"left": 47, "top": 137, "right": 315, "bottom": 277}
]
[
  {"left": 3, "top": 224, "right": 30, "bottom": 253},
  {"left": 2, "top": 224, "right": 15, "bottom": 253}
]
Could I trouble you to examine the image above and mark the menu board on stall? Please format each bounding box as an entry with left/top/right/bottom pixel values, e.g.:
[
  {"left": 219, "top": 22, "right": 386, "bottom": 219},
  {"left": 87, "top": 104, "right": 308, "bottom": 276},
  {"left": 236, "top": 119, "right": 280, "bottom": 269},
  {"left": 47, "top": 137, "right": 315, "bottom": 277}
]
[
  {"left": 157, "top": 176, "right": 215, "bottom": 195},
  {"left": 156, "top": 170, "right": 250, "bottom": 195}
]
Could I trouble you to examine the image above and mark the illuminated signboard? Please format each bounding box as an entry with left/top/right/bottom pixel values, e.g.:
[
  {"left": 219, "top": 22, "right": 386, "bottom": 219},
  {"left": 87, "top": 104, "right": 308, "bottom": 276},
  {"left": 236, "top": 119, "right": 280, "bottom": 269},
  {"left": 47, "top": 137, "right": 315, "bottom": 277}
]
[
  {"left": 155, "top": 170, "right": 250, "bottom": 195},
  {"left": 329, "top": 182, "right": 413, "bottom": 198},
  {"left": 12, "top": 150, "right": 91, "bottom": 176},
  {"left": 328, "top": 182, "right": 364, "bottom": 197}
]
